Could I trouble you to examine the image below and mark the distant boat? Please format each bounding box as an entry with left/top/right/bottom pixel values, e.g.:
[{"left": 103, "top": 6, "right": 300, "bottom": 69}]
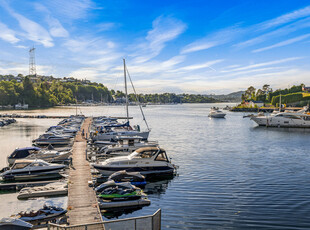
[
  {"left": 15, "top": 103, "right": 29, "bottom": 109},
  {"left": 251, "top": 106, "right": 310, "bottom": 128},
  {"left": 208, "top": 107, "right": 226, "bottom": 118}
]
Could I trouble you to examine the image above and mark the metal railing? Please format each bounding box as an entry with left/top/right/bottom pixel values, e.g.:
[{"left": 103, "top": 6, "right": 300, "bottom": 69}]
[{"left": 48, "top": 209, "right": 161, "bottom": 230}]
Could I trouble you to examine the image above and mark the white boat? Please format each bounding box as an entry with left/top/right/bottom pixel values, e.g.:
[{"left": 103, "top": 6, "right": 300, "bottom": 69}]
[
  {"left": 1, "top": 159, "right": 65, "bottom": 181},
  {"left": 208, "top": 107, "right": 226, "bottom": 118},
  {"left": 97, "top": 136, "right": 158, "bottom": 157},
  {"left": 92, "top": 129, "right": 150, "bottom": 141},
  {"left": 33, "top": 133, "right": 72, "bottom": 146},
  {"left": 251, "top": 110, "right": 310, "bottom": 128},
  {"left": 15, "top": 103, "right": 29, "bottom": 109},
  {"left": 92, "top": 147, "right": 175, "bottom": 176},
  {"left": 17, "top": 182, "right": 68, "bottom": 199},
  {"left": 0, "top": 218, "right": 32, "bottom": 230},
  {"left": 98, "top": 197, "right": 151, "bottom": 209},
  {"left": 7, "top": 147, "right": 71, "bottom": 165}
]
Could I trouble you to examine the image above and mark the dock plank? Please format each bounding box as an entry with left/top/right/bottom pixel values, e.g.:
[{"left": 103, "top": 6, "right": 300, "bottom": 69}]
[{"left": 67, "top": 118, "right": 103, "bottom": 227}]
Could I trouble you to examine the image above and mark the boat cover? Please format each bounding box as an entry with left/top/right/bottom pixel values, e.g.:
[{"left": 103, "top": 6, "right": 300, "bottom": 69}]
[
  {"left": 9, "top": 147, "right": 41, "bottom": 159},
  {"left": 109, "top": 170, "right": 145, "bottom": 182},
  {"left": 0, "top": 218, "right": 33, "bottom": 229}
]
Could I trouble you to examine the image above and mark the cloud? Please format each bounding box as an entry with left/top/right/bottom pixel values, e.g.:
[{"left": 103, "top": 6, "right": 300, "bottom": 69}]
[
  {"left": 14, "top": 45, "right": 28, "bottom": 49},
  {"left": 236, "top": 15, "right": 310, "bottom": 49},
  {"left": 229, "top": 57, "right": 302, "bottom": 72},
  {"left": 96, "top": 22, "right": 117, "bottom": 32},
  {"left": 181, "top": 26, "right": 242, "bottom": 54},
  {"left": 34, "top": 3, "right": 69, "bottom": 38},
  {"left": 257, "top": 5, "right": 310, "bottom": 30},
  {"left": 171, "top": 59, "right": 224, "bottom": 72},
  {"left": 131, "top": 15, "right": 187, "bottom": 63},
  {"left": 0, "top": 61, "right": 53, "bottom": 76},
  {"left": 43, "top": 0, "right": 96, "bottom": 20},
  {"left": 48, "top": 17, "right": 69, "bottom": 37},
  {"left": 252, "top": 34, "right": 310, "bottom": 53},
  {"left": 69, "top": 68, "right": 101, "bottom": 81},
  {"left": 0, "top": 21, "right": 19, "bottom": 43},
  {"left": 0, "top": 1, "right": 54, "bottom": 47}
]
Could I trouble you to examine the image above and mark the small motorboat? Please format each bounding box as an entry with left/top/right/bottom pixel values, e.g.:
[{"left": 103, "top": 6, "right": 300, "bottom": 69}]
[
  {"left": 17, "top": 182, "right": 68, "bottom": 199},
  {"left": 0, "top": 218, "right": 32, "bottom": 229},
  {"left": 92, "top": 147, "right": 176, "bottom": 176},
  {"left": 97, "top": 136, "right": 158, "bottom": 157},
  {"left": 95, "top": 181, "right": 144, "bottom": 201},
  {"left": 13, "top": 205, "right": 67, "bottom": 225},
  {"left": 98, "top": 197, "right": 151, "bottom": 209},
  {"left": 0, "top": 159, "right": 66, "bottom": 182},
  {"left": 7, "top": 147, "right": 71, "bottom": 166},
  {"left": 33, "top": 133, "right": 72, "bottom": 146},
  {"left": 208, "top": 107, "right": 226, "bottom": 118},
  {"left": 108, "top": 170, "right": 147, "bottom": 186},
  {"left": 96, "top": 181, "right": 151, "bottom": 209}
]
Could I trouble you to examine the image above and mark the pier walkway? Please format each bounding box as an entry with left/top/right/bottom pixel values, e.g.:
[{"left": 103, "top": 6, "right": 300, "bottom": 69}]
[{"left": 67, "top": 117, "right": 104, "bottom": 228}]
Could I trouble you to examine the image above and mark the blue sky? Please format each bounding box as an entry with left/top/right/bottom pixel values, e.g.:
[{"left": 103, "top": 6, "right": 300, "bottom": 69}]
[{"left": 0, "top": 0, "right": 310, "bottom": 94}]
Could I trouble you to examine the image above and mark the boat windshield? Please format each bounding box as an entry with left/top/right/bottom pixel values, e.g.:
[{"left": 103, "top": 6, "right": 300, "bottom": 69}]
[
  {"left": 155, "top": 151, "right": 169, "bottom": 162},
  {"left": 129, "top": 149, "right": 158, "bottom": 159},
  {"left": 12, "top": 162, "right": 31, "bottom": 169},
  {"left": 31, "top": 162, "right": 49, "bottom": 167}
]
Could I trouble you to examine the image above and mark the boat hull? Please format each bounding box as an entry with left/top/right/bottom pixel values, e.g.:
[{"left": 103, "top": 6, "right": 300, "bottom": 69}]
[
  {"left": 93, "top": 131, "right": 150, "bottom": 141},
  {"left": 208, "top": 114, "right": 226, "bottom": 118},
  {"left": 98, "top": 198, "right": 150, "bottom": 209},
  {"left": 251, "top": 116, "right": 310, "bottom": 128},
  {"left": 93, "top": 165, "right": 174, "bottom": 177},
  {"left": 1, "top": 167, "right": 65, "bottom": 182}
]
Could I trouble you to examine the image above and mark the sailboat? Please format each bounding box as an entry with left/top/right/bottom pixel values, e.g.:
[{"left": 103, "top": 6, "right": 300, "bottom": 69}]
[{"left": 92, "top": 59, "right": 151, "bottom": 141}]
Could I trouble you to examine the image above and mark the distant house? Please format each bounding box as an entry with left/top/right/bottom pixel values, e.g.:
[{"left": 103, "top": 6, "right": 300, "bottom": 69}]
[
  {"left": 244, "top": 100, "right": 264, "bottom": 108},
  {"left": 302, "top": 86, "right": 310, "bottom": 92}
]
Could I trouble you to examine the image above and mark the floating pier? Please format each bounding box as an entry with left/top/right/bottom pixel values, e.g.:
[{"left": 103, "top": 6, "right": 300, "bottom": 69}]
[
  {"left": 0, "top": 114, "right": 133, "bottom": 119},
  {"left": 67, "top": 117, "right": 104, "bottom": 228},
  {"left": 0, "top": 180, "right": 60, "bottom": 191}
]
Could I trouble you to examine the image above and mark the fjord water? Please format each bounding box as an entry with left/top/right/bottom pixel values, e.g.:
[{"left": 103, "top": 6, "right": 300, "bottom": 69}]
[{"left": 1, "top": 104, "right": 310, "bottom": 229}]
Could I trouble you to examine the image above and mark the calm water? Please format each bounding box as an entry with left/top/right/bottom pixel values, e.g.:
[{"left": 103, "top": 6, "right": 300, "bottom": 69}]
[{"left": 1, "top": 104, "right": 310, "bottom": 229}]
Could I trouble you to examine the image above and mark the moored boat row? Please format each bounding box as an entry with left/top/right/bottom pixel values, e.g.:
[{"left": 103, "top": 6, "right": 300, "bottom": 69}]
[{"left": 0, "top": 116, "right": 84, "bottom": 228}]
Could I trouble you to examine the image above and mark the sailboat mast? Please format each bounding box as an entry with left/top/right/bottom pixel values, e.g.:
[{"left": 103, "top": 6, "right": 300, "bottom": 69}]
[
  {"left": 279, "top": 94, "right": 282, "bottom": 112},
  {"left": 123, "top": 59, "right": 129, "bottom": 126}
]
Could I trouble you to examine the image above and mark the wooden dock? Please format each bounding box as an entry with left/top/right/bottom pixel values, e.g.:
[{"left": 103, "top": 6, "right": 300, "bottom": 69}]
[{"left": 67, "top": 117, "right": 104, "bottom": 228}]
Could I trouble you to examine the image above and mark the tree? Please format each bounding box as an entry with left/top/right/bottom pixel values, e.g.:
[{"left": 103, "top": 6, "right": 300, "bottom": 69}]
[{"left": 245, "top": 86, "right": 256, "bottom": 99}]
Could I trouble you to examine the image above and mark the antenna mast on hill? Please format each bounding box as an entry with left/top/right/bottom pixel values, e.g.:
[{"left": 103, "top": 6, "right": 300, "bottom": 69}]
[{"left": 29, "top": 46, "right": 36, "bottom": 77}]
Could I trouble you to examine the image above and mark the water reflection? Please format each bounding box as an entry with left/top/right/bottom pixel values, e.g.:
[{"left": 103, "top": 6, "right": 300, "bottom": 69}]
[
  {"left": 102, "top": 206, "right": 144, "bottom": 219},
  {"left": 144, "top": 177, "right": 175, "bottom": 196},
  {"left": 251, "top": 125, "right": 310, "bottom": 133}
]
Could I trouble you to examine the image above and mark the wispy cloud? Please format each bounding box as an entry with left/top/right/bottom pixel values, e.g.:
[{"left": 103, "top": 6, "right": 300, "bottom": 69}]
[
  {"left": 0, "top": 1, "right": 54, "bottom": 47},
  {"left": 43, "top": 0, "right": 97, "bottom": 20},
  {"left": 236, "top": 14, "right": 310, "bottom": 49},
  {"left": 34, "top": 3, "right": 69, "bottom": 38},
  {"left": 257, "top": 5, "right": 310, "bottom": 30},
  {"left": 0, "top": 61, "right": 52, "bottom": 75},
  {"left": 181, "top": 26, "right": 242, "bottom": 54},
  {"left": 0, "top": 21, "right": 19, "bottom": 43},
  {"left": 253, "top": 34, "right": 310, "bottom": 53},
  {"left": 229, "top": 57, "right": 302, "bottom": 72},
  {"left": 14, "top": 45, "right": 28, "bottom": 49},
  {"left": 131, "top": 15, "right": 187, "bottom": 63},
  {"left": 171, "top": 59, "right": 223, "bottom": 72},
  {"left": 96, "top": 22, "right": 117, "bottom": 32}
]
